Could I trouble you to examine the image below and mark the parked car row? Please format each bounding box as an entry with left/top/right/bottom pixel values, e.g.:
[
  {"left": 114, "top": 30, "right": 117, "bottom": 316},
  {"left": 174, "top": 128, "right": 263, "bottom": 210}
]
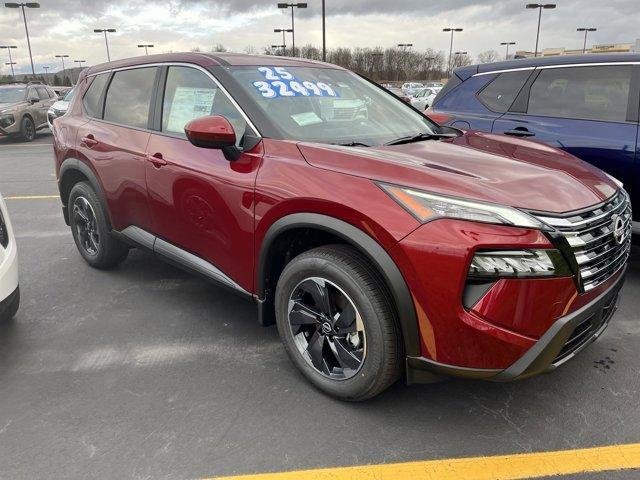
[{"left": 50, "top": 52, "right": 629, "bottom": 401}]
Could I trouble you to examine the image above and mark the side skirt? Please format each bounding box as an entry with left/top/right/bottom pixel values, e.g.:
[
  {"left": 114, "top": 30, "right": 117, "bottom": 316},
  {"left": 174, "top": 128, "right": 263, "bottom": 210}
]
[{"left": 114, "top": 226, "right": 253, "bottom": 301}]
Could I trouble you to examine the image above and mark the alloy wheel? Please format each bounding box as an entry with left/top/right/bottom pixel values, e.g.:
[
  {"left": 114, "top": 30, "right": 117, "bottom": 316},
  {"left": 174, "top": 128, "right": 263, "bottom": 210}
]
[
  {"left": 287, "top": 277, "right": 366, "bottom": 380},
  {"left": 73, "top": 196, "right": 100, "bottom": 256}
]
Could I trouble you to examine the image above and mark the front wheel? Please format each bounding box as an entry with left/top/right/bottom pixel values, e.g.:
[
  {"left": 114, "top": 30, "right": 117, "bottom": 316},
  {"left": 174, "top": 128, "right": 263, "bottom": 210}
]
[
  {"left": 275, "top": 244, "right": 402, "bottom": 401},
  {"left": 20, "top": 116, "right": 35, "bottom": 142}
]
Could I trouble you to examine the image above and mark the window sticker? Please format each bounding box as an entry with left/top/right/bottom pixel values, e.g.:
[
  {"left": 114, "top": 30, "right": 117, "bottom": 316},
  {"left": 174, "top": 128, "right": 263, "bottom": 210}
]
[
  {"left": 291, "top": 111, "right": 323, "bottom": 126},
  {"left": 166, "top": 87, "right": 217, "bottom": 132},
  {"left": 253, "top": 66, "right": 340, "bottom": 98}
]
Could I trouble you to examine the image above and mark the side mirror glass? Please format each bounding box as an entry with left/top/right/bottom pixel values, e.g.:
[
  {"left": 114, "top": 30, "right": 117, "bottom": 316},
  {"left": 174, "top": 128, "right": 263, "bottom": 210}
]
[{"left": 29, "top": 97, "right": 39, "bottom": 104}]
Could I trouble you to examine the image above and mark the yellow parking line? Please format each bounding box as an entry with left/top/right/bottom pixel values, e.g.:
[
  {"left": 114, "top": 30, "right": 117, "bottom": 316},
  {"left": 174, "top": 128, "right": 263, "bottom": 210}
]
[
  {"left": 5, "top": 195, "right": 59, "bottom": 201},
  {"left": 209, "top": 443, "right": 640, "bottom": 480}
]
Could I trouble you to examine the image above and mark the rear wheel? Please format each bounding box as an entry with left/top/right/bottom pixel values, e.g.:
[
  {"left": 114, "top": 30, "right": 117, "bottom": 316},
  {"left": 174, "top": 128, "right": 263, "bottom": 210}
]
[
  {"left": 20, "top": 116, "right": 35, "bottom": 142},
  {"left": 275, "top": 244, "right": 402, "bottom": 401},
  {"left": 68, "top": 182, "right": 129, "bottom": 269}
]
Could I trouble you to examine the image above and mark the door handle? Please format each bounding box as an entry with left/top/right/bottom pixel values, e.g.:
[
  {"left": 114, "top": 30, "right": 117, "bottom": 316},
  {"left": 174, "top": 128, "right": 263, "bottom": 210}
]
[
  {"left": 146, "top": 152, "right": 167, "bottom": 168},
  {"left": 82, "top": 134, "right": 99, "bottom": 147},
  {"left": 503, "top": 128, "right": 535, "bottom": 137}
]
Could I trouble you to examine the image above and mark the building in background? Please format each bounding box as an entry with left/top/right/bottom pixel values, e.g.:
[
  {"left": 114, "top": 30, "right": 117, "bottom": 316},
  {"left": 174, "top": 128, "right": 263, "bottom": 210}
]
[{"left": 515, "top": 40, "right": 639, "bottom": 58}]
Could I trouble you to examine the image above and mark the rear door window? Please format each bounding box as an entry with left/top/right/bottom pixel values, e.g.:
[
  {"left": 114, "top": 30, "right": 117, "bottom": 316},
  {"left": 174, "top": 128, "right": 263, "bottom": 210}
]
[
  {"left": 104, "top": 67, "right": 157, "bottom": 128},
  {"left": 527, "top": 65, "right": 633, "bottom": 122},
  {"left": 83, "top": 73, "right": 110, "bottom": 118},
  {"left": 478, "top": 70, "right": 532, "bottom": 113}
]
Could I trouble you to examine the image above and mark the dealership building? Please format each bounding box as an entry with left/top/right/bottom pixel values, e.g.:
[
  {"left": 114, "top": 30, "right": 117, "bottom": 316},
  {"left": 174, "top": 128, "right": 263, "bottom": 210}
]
[{"left": 516, "top": 39, "right": 640, "bottom": 58}]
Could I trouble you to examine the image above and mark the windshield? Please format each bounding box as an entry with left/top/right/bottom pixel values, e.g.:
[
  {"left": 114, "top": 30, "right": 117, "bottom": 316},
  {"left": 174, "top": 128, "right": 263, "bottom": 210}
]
[
  {"left": 0, "top": 87, "right": 26, "bottom": 104},
  {"left": 63, "top": 87, "right": 76, "bottom": 102},
  {"left": 230, "top": 66, "right": 437, "bottom": 146}
]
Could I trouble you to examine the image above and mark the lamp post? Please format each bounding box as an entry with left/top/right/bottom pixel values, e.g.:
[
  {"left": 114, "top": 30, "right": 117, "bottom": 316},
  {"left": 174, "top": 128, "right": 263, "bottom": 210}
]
[
  {"left": 500, "top": 41, "right": 516, "bottom": 60},
  {"left": 577, "top": 27, "right": 596, "bottom": 54},
  {"left": 277, "top": 3, "right": 307, "bottom": 57},
  {"left": 4, "top": 3, "right": 40, "bottom": 75},
  {"left": 55, "top": 54, "right": 69, "bottom": 84},
  {"left": 274, "top": 28, "right": 292, "bottom": 54},
  {"left": 73, "top": 60, "right": 86, "bottom": 83},
  {"left": 443, "top": 27, "right": 463, "bottom": 76},
  {"left": 5, "top": 62, "right": 16, "bottom": 79},
  {"left": 137, "top": 44, "right": 154, "bottom": 55},
  {"left": 42, "top": 64, "right": 48, "bottom": 82},
  {"left": 397, "top": 43, "right": 413, "bottom": 81},
  {"left": 454, "top": 51, "right": 468, "bottom": 69},
  {"left": 526, "top": 4, "right": 556, "bottom": 57},
  {"left": 321, "top": 0, "right": 326, "bottom": 61},
  {"left": 94, "top": 28, "right": 116, "bottom": 62},
  {"left": 0, "top": 46, "right": 17, "bottom": 79}
]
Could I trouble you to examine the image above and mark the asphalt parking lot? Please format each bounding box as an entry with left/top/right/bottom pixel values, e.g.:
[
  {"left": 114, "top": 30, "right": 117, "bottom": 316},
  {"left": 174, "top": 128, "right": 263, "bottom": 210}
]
[{"left": 0, "top": 133, "right": 639, "bottom": 480}]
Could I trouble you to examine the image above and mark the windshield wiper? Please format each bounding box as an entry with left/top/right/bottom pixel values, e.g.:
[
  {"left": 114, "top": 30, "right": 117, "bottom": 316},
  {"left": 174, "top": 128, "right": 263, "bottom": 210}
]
[
  {"left": 384, "top": 132, "right": 458, "bottom": 146},
  {"left": 333, "top": 141, "right": 372, "bottom": 147}
]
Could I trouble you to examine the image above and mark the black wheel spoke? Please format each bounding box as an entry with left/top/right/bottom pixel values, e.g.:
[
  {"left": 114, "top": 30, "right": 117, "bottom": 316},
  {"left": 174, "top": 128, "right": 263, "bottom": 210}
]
[
  {"left": 306, "top": 330, "right": 326, "bottom": 371},
  {"left": 329, "top": 337, "right": 362, "bottom": 370},
  {"left": 301, "top": 279, "right": 333, "bottom": 317},
  {"left": 73, "top": 196, "right": 100, "bottom": 256},
  {"left": 335, "top": 303, "right": 357, "bottom": 331},
  {"left": 289, "top": 300, "right": 321, "bottom": 325}
]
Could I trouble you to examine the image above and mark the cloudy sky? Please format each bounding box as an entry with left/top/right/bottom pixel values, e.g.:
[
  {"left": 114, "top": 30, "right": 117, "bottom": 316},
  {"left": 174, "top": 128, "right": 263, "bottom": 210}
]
[{"left": 0, "top": 0, "right": 637, "bottom": 75}]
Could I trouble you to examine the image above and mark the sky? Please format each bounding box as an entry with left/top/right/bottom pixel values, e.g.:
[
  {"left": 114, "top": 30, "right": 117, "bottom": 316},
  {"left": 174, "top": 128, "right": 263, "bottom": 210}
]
[{"left": 0, "top": 0, "right": 638, "bottom": 75}]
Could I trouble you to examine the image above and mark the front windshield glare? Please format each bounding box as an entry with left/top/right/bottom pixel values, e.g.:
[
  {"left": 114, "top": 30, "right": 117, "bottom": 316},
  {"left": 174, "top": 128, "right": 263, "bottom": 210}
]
[
  {"left": 0, "top": 87, "right": 26, "bottom": 104},
  {"left": 231, "top": 66, "right": 437, "bottom": 146}
]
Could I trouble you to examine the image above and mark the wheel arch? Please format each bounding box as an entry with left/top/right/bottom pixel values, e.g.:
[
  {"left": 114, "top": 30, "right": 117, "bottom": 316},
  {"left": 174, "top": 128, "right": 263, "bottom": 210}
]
[
  {"left": 257, "top": 213, "right": 420, "bottom": 357},
  {"left": 58, "top": 158, "right": 112, "bottom": 228}
]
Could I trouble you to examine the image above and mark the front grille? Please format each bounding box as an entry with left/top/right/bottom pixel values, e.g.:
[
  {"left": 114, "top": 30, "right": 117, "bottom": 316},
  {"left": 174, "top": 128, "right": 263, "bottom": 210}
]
[
  {"left": 553, "top": 290, "right": 618, "bottom": 364},
  {"left": 532, "top": 190, "right": 632, "bottom": 292},
  {"left": 0, "top": 210, "right": 8, "bottom": 248}
]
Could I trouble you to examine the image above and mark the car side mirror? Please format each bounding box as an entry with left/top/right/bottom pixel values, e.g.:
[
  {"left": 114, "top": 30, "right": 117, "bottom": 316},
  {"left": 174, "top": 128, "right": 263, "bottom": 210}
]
[
  {"left": 29, "top": 97, "right": 39, "bottom": 104},
  {"left": 184, "top": 115, "right": 241, "bottom": 161}
]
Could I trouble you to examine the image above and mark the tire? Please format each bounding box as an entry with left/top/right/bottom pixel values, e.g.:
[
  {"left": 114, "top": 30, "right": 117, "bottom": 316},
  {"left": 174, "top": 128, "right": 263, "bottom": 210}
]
[
  {"left": 68, "top": 181, "right": 129, "bottom": 269},
  {"left": 275, "top": 244, "right": 402, "bottom": 401},
  {"left": 0, "top": 287, "right": 19, "bottom": 322},
  {"left": 20, "top": 116, "right": 36, "bottom": 142}
]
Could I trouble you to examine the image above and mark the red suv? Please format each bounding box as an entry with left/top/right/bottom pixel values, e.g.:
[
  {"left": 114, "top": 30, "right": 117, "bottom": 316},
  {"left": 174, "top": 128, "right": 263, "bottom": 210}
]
[{"left": 52, "top": 53, "right": 630, "bottom": 400}]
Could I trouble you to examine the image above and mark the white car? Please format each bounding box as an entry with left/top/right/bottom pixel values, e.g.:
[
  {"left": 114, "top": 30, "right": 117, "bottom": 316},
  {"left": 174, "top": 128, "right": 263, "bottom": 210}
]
[
  {"left": 47, "top": 86, "right": 76, "bottom": 130},
  {"left": 0, "top": 192, "right": 19, "bottom": 322},
  {"left": 401, "top": 82, "right": 424, "bottom": 96},
  {"left": 410, "top": 87, "right": 439, "bottom": 111}
]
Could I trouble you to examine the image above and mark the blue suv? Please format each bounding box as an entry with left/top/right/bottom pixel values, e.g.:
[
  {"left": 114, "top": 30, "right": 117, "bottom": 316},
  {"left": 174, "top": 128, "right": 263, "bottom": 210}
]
[{"left": 430, "top": 54, "right": 640, "bottom": 231}]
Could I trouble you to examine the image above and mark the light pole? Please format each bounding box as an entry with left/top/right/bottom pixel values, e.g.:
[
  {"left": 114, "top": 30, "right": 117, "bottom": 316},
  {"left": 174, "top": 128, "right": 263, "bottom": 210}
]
[
  {"left": 577, "top": 27, "right": 596, "bottom": 54},
  {"left": 274, "top": 28, "right": 292, "bottom": 54},
  {"left": 277, "top": 3, "right": 307, "bottom": 57},
  {"left": 4, "top": 3, "right": 39, "bottom": 75},
  {"left": 371, "top": 51, "right": 383, "bottom": 80},
  {"left": 74, "top": 60, "right": 86, "bottom": 83},
  {"left": 94, "top": 28, "right": 116, "bottom": 62},
  {"left": 500, "top": 41, "right": 516, "bottom": 60},
  {"left": 397, "top": 43, "right": 413, "bottom": 81},
  {"left": 0, "top": 45, "right": 17, "bottom": 79},
  {"left": 55, "top": 54, "right": 69, "bottom": 84},
  {"left": 42, "top": 64, "right": 48, "bottom": 82},
  {"left": 137, "top": 44, "right": 154, "bottom": 55},
  {"left": 526, "top": 4, "right": 556, "bottom": 57},
  {"left": 321, "top": 0, "right": 326, "bottom": 62},
  {"left": 454, "top": 51, "right": 468, "bottom": 69},
  {"left": 443, "top": 27, "right": 463, "bottom": 76}
]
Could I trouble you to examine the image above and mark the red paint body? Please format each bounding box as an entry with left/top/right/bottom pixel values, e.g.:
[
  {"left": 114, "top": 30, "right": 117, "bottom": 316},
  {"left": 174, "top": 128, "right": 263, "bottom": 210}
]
[{"left": 53, "top": 53, "right": 625, "bottom": 374}]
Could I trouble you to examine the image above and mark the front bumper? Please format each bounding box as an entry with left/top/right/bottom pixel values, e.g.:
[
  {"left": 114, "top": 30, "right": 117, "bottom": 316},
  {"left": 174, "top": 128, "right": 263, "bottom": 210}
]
[{"left": 406, "top": 267, "right": 625, "bottom": 383}]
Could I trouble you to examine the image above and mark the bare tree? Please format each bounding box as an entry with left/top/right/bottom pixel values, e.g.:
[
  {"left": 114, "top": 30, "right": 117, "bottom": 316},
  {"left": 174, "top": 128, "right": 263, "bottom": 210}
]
[
  {"left": 477, "top": 49, "right": 500, "bottom": 64},
  {"left": 452, "top": 53, "right": 473, "bottom": 69},
  {"left": 211, "top": 43, "right": 228, "bottom": 53}
]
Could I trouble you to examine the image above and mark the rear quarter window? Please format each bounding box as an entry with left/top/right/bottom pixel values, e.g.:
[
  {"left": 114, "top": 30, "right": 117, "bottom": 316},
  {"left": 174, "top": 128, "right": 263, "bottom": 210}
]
[
  {"left": 83, "top": 73, "right": 110, "bottom": 118},
  {"left": 477, "top": 70, "right": 532, "bottom": 113}
]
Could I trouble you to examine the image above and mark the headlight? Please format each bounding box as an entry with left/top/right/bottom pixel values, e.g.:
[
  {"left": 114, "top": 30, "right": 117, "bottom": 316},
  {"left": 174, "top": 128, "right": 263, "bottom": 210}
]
[
  {"left": 469, "top": 249, "right": 571, "bottom": 278},
  {"left": 0, "top": 114, "right": 15, "bottom": 128},
  {"left": 379, "top": 183, "right": 550, "bottom": 229}
]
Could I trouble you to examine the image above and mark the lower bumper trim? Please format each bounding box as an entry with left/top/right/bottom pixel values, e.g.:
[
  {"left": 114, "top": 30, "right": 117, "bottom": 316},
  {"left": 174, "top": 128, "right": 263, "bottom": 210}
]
[{"left": 406, "top": 267, "right": 626, "bottom": 384}]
